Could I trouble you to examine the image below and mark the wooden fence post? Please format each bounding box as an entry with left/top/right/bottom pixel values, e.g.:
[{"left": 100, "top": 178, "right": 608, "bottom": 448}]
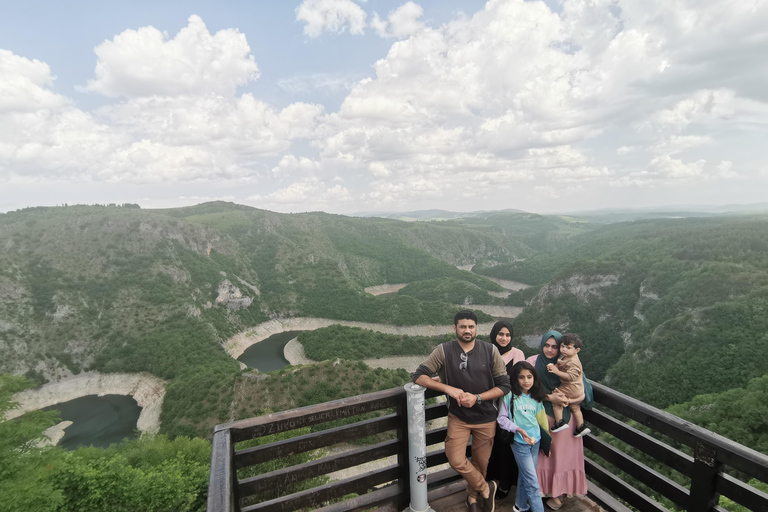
[{"left": 688, "top": 441, "right": 722, "bottom": 512}]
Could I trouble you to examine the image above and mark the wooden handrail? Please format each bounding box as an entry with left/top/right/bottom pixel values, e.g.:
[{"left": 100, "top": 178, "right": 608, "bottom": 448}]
[
  {"left": 234, "top": 414, "right": 400, "bottom": 469},
  {"left": 585, "top": 380, "right": 768, "bottom": 511},
  {"left": 215, "top": 387, "right": 404, "bottom": 444},
  {"left": 208, "top": 380, "right": 768, "bottom": 512},
  {"left": 589, "top": 381, "right": 768, "bottom": 481}
]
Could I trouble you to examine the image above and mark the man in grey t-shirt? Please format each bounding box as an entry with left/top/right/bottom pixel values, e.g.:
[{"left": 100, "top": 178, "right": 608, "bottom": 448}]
[{"left": 413, "top": 310, "right": 511, "bottom": 512}]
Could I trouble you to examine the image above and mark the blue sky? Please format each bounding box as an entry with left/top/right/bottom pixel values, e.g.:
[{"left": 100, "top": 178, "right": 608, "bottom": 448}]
[{"left": 1, "top": 0, "right": 767, "bottom": 214}]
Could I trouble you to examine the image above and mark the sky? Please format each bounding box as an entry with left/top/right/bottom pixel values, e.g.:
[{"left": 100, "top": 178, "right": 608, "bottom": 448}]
[{"left": 1, "top": 0, "right": 767, "bottom": 215}]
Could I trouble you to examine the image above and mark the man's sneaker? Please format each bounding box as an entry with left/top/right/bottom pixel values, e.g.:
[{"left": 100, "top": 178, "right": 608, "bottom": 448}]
[
  {"left": 482, "top": 480, "right": 498, "bottom": 512},
  {"left": 512, "top": 505, "right": 529, "bottom": 512},
  {"left": 551, "top": 419, "right": 569, "bottom": 432},
  {"left": 574, "top": 424, "right": 592, "bottom": 437},
  {"left": 466, "top": 499, "right": 481, "bottom": 512}
]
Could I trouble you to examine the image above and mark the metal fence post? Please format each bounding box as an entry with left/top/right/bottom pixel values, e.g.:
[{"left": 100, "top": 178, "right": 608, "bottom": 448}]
[
  {"left": 207, "top": 427, "right": 235, "bottom": 512},
  {"left": 404, "top": 383, "right": 435, "bottom": 512}
]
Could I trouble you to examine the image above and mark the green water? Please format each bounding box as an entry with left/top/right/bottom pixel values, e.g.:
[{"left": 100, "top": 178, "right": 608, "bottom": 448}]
[
  {"left": 237, "top": 330, "right": 303, "bottom": 372},
  {"left": 43, "top": 394, "right": 141, "bottom": 450}
]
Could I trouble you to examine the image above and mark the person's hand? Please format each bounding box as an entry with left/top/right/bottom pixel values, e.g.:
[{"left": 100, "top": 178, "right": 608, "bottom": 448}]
[
  {"left": 548, "top": 389, "right": 569, "bottom": 407},
  {"left": 457, "top": 391, "right": 476, "bottom": 407},
  {"left": 445, "top": 386, "right": 465, "bottom": 404},
  {"left": 547, "top": 363, "right": 563, "bottom": 376},
  {"left": 519, "top": 429, "right": 535, "bottom": 445}
]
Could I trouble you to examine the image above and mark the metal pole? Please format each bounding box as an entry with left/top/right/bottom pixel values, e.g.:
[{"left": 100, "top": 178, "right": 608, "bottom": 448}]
[{"left": 403, "top": 383, "right": 435, "bottom": 512}]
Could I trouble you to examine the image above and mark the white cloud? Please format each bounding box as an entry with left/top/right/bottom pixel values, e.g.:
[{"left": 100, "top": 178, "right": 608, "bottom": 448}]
[
  {"left": 647, "top": 155, "right": 706, "bottom": 180},
  {"left": 371, "top": 2, "right": 425, "bottom": 39},
  {"left": 249, "top": 177, "right": 352, "bottom": 208},
  {"left": 534, "top": 185, "right": 560, "bottom": 199},
  {"left": 715, "top": 160, "right": 737, "bottom": 179},
  {"left": 83, "top": 15, "right": 259, "bottom": 98},
  {"left": 611, "top": 155, "right": 706, "bottom": 186},
  {"left": 0, "top": 52, "right": 125, "bottom": 182},
  {"left": 277, "top": 73, "right": 361, "bottom": 94},
  {"left": 647, "top": 89, "right": 736, "bottom": 135},
  {"left": 4, "top": 0, "right": 768, "bottom": 212},
  {"left": 301, "top": 0, "right": 768, "bottom": 202},
  {"left": 296, "top": 0, "right": 367, "bottom": 37},
  {"left": 0, "top": 50, "right": 68, "bottom": 113},
  {"left": 311, "top": 0, "right": 648, "bottom": 195},
  {"left": 368, "top": 161, "right": 390, "bottom": 178},
  {"left": 271, "top": 155, "right": 321, "bottom": 178},
  {"left": 0, "top": 17, "right": 324, "bottom": 186},
  {"left": 651, "top": 135, "right": 712, "bottom": 155},
  {"left": 99, "top": 95, "right": 323, "bottom": 151},
  {"left": 617, "top": 146, "right": 641, "bottom": 155}
]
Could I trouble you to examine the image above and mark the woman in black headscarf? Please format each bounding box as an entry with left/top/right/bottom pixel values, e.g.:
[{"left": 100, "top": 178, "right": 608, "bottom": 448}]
[
  {"left": 527, "top": 330, "right": 593, "bottom": 510},
  {"left": 485, "top": 320, "right": 525, "bottom": 499}
]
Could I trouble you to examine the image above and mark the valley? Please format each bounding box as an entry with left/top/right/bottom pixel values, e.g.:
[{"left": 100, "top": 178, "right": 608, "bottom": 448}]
[{"left": 2, "top": 202, "right": 768, "bottom": 511}]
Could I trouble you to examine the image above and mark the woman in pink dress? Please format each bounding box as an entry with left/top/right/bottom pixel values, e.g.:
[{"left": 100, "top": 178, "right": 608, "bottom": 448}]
[
  {"left": 485, "top": 320, "right": 525, "bottom": 499},
  {"left": 527, "top": 330, "right": 588, "bottom": 510}
]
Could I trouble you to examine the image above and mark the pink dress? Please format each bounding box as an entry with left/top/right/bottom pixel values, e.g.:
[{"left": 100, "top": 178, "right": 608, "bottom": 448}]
[
  {"left": 502, "top": 347, "right": 525, "bottom": 366},
  {"left": 527, "top": 354, "right": 588, "bottom": 497}
]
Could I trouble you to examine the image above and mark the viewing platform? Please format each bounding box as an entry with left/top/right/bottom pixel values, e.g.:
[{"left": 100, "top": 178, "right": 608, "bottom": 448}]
[{"left": 207, "top": 381, "right": 768, "bottom": 512}]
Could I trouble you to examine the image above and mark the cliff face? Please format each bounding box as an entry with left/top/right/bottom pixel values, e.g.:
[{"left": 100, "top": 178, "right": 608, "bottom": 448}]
[{"left": 5, "top": 371, "right": 166, "bottom": 434}]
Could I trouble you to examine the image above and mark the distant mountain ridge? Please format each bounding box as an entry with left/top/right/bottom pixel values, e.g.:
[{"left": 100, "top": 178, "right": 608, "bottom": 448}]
[
  {"left": 352, "top": 208, "right": 528, "bottom": 221},
  {"left": 351, "top": 202, "right": 768, "bottom": 223}
]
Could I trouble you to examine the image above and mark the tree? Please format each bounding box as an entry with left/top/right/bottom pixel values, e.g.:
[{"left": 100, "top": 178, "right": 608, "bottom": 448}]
[{"left": 0, "top": 374, "right": 64, "bottom": 511}]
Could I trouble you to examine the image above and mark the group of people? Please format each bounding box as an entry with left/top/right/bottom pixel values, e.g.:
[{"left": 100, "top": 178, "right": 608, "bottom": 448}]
[{"left": 413, "top": 311, "right": 593, "bottom": 512}]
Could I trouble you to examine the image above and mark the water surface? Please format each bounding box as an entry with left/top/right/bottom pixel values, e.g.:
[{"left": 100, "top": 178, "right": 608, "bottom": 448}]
[
  {"left": 237, "top": 330, "right": 304, "bottom": 372},
  {"left": 43, "top": 394, "right": 141, "bottom": 449}
]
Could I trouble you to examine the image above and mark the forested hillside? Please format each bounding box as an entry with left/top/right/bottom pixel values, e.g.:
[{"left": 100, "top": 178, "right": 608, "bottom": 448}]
[
  {"left": 1, "top": 361, "right": 412, "bottom": 511},
  {"left": 0, "top": 202, "right": 537, "bottom": 436},
  {"left": 486, "top": 216, "right": 768, "bottom": 408},
  {"left": 3, "top": 203, "right": 768, "bottom": 512}
]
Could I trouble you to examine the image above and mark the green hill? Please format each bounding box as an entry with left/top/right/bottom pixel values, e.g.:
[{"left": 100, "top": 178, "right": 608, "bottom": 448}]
[
  {"left": 0, "top": 202, "right": 550, "bottom": 435},
  {"left": 6, "top": 204, "right": 768, "bottom": 432},
  {"left": 489, "top": 215, "right": 768, "bottom": 406}
]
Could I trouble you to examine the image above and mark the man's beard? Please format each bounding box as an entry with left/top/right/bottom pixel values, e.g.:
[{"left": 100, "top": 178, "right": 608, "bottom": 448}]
[{"left": 458, "top": 334, "right": 476, "bottom": 344}]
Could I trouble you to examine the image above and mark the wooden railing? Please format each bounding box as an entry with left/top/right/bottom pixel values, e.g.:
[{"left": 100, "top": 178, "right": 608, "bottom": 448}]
[
  {"left": 208, "top": 382, "right": 768, "bottom": 512},
  {"left": 583, "top": 382, "right": 768, "bottom": 512}
]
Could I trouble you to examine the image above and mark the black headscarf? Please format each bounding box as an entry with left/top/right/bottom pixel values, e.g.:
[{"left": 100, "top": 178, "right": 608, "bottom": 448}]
[
  {"left": 490, "top": 320, "right": 514, "bottom": 355},
  {"left": 534, "top": 329, "right": 594, "bottom": 422},
  {"left": 535, "top": 330, "right": 563, "bottom": 393}
]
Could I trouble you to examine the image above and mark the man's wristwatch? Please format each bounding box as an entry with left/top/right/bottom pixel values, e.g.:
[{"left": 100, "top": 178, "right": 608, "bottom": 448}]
[{"left": 475, "top": 394, "right": 483, "bottom": 405}]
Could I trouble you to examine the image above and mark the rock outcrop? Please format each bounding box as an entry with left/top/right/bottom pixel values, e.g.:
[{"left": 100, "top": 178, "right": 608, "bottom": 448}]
[{"left": 215, "top": 280, "right": 253, "bottom": 310}]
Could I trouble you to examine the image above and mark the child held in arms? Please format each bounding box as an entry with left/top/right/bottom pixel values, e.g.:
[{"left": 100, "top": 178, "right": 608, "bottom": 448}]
[{"left": 547, "top": 333, "right": 591, "bottom": 437}]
